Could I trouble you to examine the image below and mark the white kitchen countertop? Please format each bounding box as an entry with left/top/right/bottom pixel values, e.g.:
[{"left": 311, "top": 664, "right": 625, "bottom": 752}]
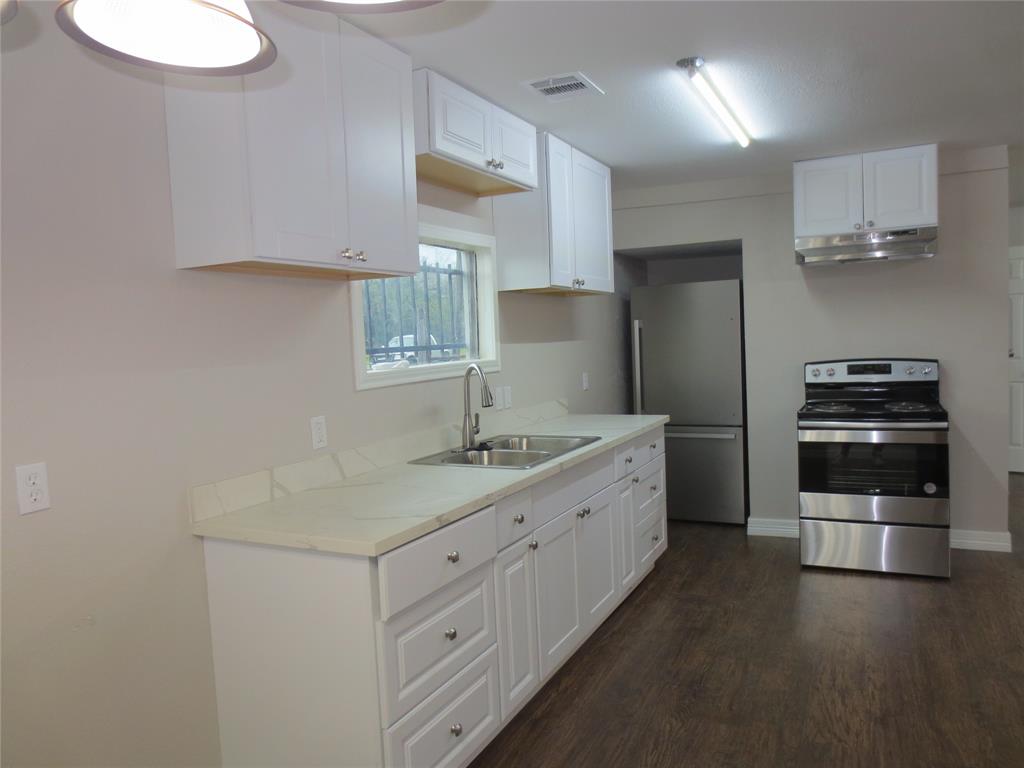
[{"left": 192, "top": 414, "right": 669, "bottom": 557}]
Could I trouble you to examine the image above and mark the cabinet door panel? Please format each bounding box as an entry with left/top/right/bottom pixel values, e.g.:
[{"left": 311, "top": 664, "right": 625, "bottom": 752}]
[
  {"left": 492, "top": 106, "right": 538, "bottom": 187},
  {"left": 494, "top": 540, "right": 540, "bottom": 721},
  {"left": 578, "top": 486, "right": 620, "bottom": 634},
  {"left": 428, "top": 71, "right": 491, "bottom": 169},
  {"left": 339, "top": 28, "right": 418, "bottom": 275},
  {"left": 546, "top": 134, "right": 575, "bottom": 289},
  {"left": 862, "top": 144, "right": 937, "bottom": 230},
  {"left": 617, "top": 477, "right": 637, "bottom": 593},
  {"left": 244, "top": 5, "right": 348, "bottom": 265},
  {"left": 570, "top": 148, "right": 614, "bottom": 293},
  {"left": 793, "top": 154, "right": 863, "bottom": 237},
  {"left": 534, "top": 509, "right": 581, "bottom": 679}
]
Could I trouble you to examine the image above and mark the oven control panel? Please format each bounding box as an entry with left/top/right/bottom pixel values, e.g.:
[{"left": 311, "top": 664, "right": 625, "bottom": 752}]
[{"left": 805, "top": 359, "right": 939, "bottom": 384}]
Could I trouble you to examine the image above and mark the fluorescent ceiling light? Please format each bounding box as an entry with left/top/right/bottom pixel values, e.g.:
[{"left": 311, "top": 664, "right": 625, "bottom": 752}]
[
  {"left": 282, "top": 0, "right": 443, "bottom": 13},
  {"left": 677, "top": 56, "right": 751, "bottom": 148},
  {"left": 55, "top": 0, "right": 275, "bottom": 76}
]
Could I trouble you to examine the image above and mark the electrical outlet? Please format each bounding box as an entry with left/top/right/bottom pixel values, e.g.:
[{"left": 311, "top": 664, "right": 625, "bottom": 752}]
[
  {"left": 310, "top": 416, "right": 328, "bottom": 450},
  {"left": 582, "top": 372, "right": 590, "bottom": 391},
  {"left": 492, "top": 385, "right": 505, "bottom": 410},
  {"left": 15, "top": 462, "right": 51, "bottom": 515},
  {"left": 504, "top": 385, "right": 513, "bottom": 409}
]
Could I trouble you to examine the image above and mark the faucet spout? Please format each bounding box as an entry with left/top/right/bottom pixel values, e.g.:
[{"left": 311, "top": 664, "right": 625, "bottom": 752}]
[{"left": 462, "top": 363, "right": 494, "bottom": 451}]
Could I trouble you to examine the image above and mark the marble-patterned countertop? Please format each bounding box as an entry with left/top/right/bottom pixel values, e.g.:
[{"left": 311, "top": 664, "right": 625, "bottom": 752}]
[{"left": 192, "top": 414, "right": 669, "bottom": 557}]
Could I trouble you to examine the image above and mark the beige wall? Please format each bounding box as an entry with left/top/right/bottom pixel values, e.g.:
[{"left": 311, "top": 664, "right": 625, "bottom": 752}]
[
  {"left": 614, "top": 152, "right": 1011, "bottom": 536},
  {"left": 0, "top": 6, "right": 626, "bottom": 765}
]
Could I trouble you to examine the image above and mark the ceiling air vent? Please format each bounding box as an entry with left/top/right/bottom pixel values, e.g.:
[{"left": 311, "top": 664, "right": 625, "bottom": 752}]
[{"left": 527, "top": 72, "right": 604, "bottom": 102}]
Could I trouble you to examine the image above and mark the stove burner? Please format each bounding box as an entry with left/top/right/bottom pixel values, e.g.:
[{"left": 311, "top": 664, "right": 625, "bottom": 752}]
[
  {"left": 885, "top": 401, "right": 930, "bottom": 413},
  {"left": 810, "top": 402, "right": 856, "bottom": 414}
]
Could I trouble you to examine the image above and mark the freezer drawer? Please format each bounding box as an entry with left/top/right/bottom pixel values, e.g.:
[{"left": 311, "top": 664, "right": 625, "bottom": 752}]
[
  {"left": 664, "top": 426, "right": 745, "bottom": 524},
  {"left": 800, "top": 519, "right": 950, "bottom": 578}
]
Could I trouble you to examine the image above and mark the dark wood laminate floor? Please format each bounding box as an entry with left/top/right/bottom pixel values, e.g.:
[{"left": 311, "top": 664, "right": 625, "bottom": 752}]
[{"left": 471, "top": 480, "right": 1024, "bottom": 768}]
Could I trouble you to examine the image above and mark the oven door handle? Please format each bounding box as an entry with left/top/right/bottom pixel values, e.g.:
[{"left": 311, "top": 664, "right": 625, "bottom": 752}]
[{"left": 798, "top": 429, "right": 948, "bottom": 445}]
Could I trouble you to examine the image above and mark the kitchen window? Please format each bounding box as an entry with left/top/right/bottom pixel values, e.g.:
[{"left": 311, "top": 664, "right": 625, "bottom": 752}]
[{"left": 351, "top": 224, "right": 499, "bottom": 389}]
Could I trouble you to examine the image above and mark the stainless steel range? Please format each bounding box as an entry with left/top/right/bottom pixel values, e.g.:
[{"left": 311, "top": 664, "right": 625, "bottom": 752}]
[{"left": 797, "top": 358, "right": 950, "bottom": 578}]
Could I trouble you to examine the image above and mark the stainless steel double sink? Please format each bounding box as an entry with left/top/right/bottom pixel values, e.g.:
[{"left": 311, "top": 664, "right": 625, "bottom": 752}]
[{"left": 411, "top": 435, "right": 601, "bottom": 470}]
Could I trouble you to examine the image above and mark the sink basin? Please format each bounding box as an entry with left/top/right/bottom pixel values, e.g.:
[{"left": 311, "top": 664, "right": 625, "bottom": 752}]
[
  {"left": 440, "top": 449, "right": 551, "bottom": 468},
  {"left": 410, "top": 434, "right": 601, "bottom": 469},
  {"left": 485, "top": 435, "right": 600, "bottom": 453}
]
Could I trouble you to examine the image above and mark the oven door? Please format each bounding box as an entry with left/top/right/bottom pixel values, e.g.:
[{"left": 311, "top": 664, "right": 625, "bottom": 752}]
[{"left": 797, "top": 427, "right": 949, "bottom": 526}]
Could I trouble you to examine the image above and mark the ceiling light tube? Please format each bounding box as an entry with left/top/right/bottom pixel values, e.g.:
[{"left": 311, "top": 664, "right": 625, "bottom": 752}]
[
  {"left": 55, "top": 0, "right": 276, "bottom": 76},
  {"left": 677, "top": 56, "right": 750, "bottom": 148}
]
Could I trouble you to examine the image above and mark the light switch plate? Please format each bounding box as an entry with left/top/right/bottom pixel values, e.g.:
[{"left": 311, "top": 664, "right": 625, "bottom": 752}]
[
  {"left": 310, "top": 416, "right": 328, "bottom": 450},
  {"left": 493, "top": 385, "right": 505, "bottom": 410},
  {"left": 582, "top": 372, "right": 590, "bottom": 391},
  {"left": 504, "top": 385, "right": 512, "bottom": 409},
  {"left": 16, "top": 462, "right": 51, "bottom": 515}
]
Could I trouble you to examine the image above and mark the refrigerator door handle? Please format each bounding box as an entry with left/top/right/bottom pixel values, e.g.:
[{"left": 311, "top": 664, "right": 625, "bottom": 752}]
[
  {"left": 666, "top": 432, "right": 737, "bottom": 440},
  {"left": 632, "top": 319, "right": 644, "bottom": 414}
]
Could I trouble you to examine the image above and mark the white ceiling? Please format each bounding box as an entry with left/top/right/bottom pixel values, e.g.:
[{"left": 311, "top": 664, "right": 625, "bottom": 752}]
[{"left": 350, "top": 1, "right": 1024, "bottom": 191}]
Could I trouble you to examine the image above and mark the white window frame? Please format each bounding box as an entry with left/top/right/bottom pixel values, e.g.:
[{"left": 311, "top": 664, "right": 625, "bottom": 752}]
[{"left": 350, "top": 223, "right": 500, "bottom": 390}]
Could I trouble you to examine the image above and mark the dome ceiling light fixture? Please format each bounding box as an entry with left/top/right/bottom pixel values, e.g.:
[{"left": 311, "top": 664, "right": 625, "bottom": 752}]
[
  {"left": 1, "top": 0, "right": 17, "bottom": 25},
  {"left": 54, "top": 0, "right": 276, "bottom": 76},
  {"left": 677, "top": 56, "right": 751, "bottom": 148},
  {"left": 282, "top": 0, "right": 444, "bottom": 14}
]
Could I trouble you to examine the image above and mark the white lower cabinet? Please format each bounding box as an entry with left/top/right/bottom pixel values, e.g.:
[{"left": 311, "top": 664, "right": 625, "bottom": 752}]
[
  {"left": 493, "top": 538, "right": 540, "bottom": 721},
  {"left": 534, "top": 508, "right": 583, "bottom": 679},
  {"left": 202, "top": 426, "right": 667, "bottom": 768},
  {"left": 384, "top": 646, "right": 501, "bottom": 768}
]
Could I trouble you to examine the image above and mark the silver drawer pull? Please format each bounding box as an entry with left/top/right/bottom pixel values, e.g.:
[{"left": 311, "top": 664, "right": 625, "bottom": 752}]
[
  {"left": 528, "top": 540, "right": 538, "bottom": 550},
  {"left": 512, "top": 513, "right": 525, "bottom": 524},
  {"left": 446, "top": 551, "right": 460, "bottom": 563},
  {"left": 444, "top": 627, "right": 457, "bottom": 641},
  {"left": 450, "top": 723, "right": 463, "bottom": 737},
  {"left": 632, "top": 477, "right": 640, "bottom": 485}
]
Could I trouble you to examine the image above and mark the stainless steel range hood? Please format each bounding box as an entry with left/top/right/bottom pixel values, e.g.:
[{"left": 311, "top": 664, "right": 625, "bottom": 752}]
[{"left": 795, "top": 226, "right": 938, "bottom": 266}]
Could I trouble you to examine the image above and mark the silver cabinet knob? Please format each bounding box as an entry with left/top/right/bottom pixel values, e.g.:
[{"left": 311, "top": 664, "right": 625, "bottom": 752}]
[
  {"left": 583, "top": 506, "right": 591, "bottom": 516},
  {"left": 450, "top": 723, "right": 463, "bottom": 737},
  {"left": 577, "top": 509, "right": 587, "bottom": 519},
  {"left": 446, "top": 551, "right": 460, "bottom": 563},
  {"left": 866, "top": 220, "right": 875, "bottom": 228},
  {"left": 854, "top": 223, "right": 863, "bottom": 230},
  {"left": 652, "top": 534, "right": 660, "bottom": 543},
  {"left": 905, "top": 366, "right": 916, "bottom": 375},
  {"left": 485, "top": 158, "right": 495, "bottom": 167},
  {"left": 650, "top": 443, "right": 657, "bottom": 450},
  {"left": 444, "top": 627, "right": 457, "bottom": 641},
  {"left": 625, "top": 456, "right": 633, "bottom": 464},
  {"left": 579, "top": 279, "right": 585, "bottom": 286},
  {"left": 826, "top": 368, "right": 835, "bottom": 377},
  {"left": 512, "top": 513, "right": 525, "bottom": 524},
  {"left": 528, "top": 540, "right": 539, "bottom": 550},
  {"left": 340, "top": 248, "right": 354, "bottom": 260},
  {"left": 355, "top": 250, "right": 367, "bottom": 262},
  {"left": 650, "top": 485, "right": 658, "bottom": 492},
  {"left": 498, "top": 161, "right": 505, "bottom": 169},
  {"left": 632, "top": 476, "right": 640, "bottom": 485},
  {"left": 922, "top": 365, "right": 934, "bottom": 375}
]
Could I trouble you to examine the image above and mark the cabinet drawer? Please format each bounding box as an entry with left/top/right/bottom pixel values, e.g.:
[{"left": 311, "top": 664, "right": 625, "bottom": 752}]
[
  {"left": 614, "top": 444, "right": 638, "bottom": 479},
  {"left": 532, "top": 453, "right": 614, "bottom": 529},
  {"left": 379, "top": 507, "right": 497, "bottom": 620},
  {"left": 636, "top": 505, "right": 667, "bottom": 574},
  {"left": 633, "top": 429, "right": 665, "bottom": 466},
  {"left": 495, "top": 489, "right": 533, "bottom": 550},
  {"left": 379, "top": 565, "right": 497, "bottom": 725},
  {"left": 633, "top": 456, "right": 666, "bottom": 519},
  {"left": 384, "top": 646, "right": 500, "bottom": 768}
]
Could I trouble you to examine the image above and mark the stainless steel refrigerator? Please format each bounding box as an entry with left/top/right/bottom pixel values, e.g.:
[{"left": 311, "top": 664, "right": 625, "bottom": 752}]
[{"left": 631, "top": 280, "right": 746, "bottom": 524}]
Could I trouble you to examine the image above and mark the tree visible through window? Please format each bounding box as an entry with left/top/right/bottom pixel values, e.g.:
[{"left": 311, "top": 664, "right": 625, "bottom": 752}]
[{"left": 362, "top": 243, "right": 480, "bottom": 371}]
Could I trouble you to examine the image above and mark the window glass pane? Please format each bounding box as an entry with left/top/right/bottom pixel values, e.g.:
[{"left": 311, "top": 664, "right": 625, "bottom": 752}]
[{"left": 362, "top": 243, "right": 479, "bottom": 372}]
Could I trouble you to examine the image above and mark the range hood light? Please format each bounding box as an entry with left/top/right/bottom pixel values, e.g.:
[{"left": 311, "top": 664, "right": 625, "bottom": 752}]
[
  {"left": 55, "top": 0, "right": 276, "bottom": 76},
  {"left": 677, "top": 56, "right": 750, "bottom": 149},
  {"left": 281, "top": 0, "right": 443, "bottom": 13}
]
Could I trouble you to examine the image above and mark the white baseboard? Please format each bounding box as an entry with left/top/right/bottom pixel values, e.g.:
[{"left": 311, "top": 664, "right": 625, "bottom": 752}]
[
  {"left": 950, "top": 529, "right": 1013, "bottom": 552},
  {"left": 746, "top": 519, "right": 1012, "bottom": 553},
  {"left": 746, "top": 518, "right": 799, "bottom": 538}
]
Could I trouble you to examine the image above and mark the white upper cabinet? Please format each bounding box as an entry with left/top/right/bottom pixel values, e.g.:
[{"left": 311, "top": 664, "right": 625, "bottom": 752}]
[
  {"left": 494, "top": 133, "right": 615, "bottom": 295},
  {"left": 793, "top": 153, "right": 863, "bottom": 237},
  {"left": 164, "top": 5, "right": 417, "bottom": 279},
  {"left": 413, "top": 69, "right": 537, "bottom": 196},
  {"left": 794, "top": 144, "right": 938, "bottom": 238},
  {"left": 862, "top": 144, "right": 938, "bottom": 231}
]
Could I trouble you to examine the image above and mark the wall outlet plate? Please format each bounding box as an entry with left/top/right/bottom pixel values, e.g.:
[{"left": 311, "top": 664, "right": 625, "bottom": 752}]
[
  {"left": 504, "top": 385, "right": 512, "bottom": 409},
  {"left": 16, "top": 462, "right": 51, "bottom": 515},
  {"left": 493, "top": 385, "right": 506, "bottom": 410},
  {"left": 582, "top": 371, "right": 590, "bottom": 391},
  {"left": 310, "top": 416, "right": 328, "bottom": 450}
]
